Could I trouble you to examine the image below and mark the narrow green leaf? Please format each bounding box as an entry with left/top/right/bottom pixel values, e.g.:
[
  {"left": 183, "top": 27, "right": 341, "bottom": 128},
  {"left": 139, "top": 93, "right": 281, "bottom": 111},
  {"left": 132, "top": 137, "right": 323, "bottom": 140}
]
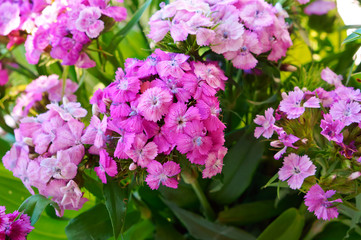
[
  {"left": 210, "top": 132, "right": 264, "bottom": 205},
  {"left": 18, "top": 194, "right": 60, "bottom": 225},
  {"left": 257, "top": 208, "right": 305, "bottom": 240},
  {"left": 107, "top": 0, "right": 152, "bottom": 52},
  {"left": 163, "top": 199, "right": 256, "bottom": 240},
  {"left": 262, "top": 173, "right": 279, "bottom": 189},
  {"left": 123, "top": 220, "right": 155, "bottom": 240},
  {"left": 343, "top": 28, "right": 361, "bottom": 44},
  {"left": 103, "top": 179, "right": 129, "bottom": 240},
  {"left": 65, "top": 204, "right": 113, "bottom": 240}
]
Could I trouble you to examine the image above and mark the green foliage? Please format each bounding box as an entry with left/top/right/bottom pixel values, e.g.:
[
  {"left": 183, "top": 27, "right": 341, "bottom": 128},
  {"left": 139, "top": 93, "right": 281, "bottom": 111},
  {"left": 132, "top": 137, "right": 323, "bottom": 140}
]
[
  {"left": 257, "top": 208, "right": 305, "bottom": 240},
  {"left": 18, "top": 195, "right": 60, "bottom": 225},
  {"left": 343, "top": 28, "right": 361, "bottom": 44},
  {"left": 65, "top": 204, "right": 113, "bottom": 240}
]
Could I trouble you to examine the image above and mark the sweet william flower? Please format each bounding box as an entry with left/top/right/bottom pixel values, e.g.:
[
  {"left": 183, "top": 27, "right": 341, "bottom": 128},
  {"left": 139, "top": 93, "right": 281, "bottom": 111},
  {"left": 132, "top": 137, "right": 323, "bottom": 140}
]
[
  {"left": 304, "top": 184, "right": 342, "bottom": 220},
  {"left": 75, "top": 7, "right": 104, "bottom": 38},
  {"left": 95, "top": 149, "right": 118, "bottom": 184},
  {"left": 329, "top": 100, "right": 361, "bottom": 126},
  {"left": 4, "top": 210, "right": 33, "bottom": 240},
  {"left": 126, "top": 133, "right": 158, "bottom": 168},
  {"left": 203, "top": 147, "right": 227, "bottom": 178},
  {"left": 278, "top": 153, "right": 316, "bottom": 189},
  {"left": 145, "top": 160, "right": 181, "bottom": 190},
  {"left": 0, "top": 2, "right": 20, "bottom": 36},
  {"left": 321, "top": 67, "right": 343, "bottom": 87},
  {"left": 81, "top": 115, "right": 108, "bottom": 148},
  {"left": 320, "top": 113, "right": 344, "bottom": 143},
  {"left": 254, "top": 108, "right": 276, "bottom": 139}
]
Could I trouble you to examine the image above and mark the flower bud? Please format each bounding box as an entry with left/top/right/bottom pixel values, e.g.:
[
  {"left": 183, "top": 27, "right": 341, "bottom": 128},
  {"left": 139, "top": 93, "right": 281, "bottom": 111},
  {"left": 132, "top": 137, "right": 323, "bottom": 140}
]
[
  {"left": 129, "top": 163, "right": 137, "bottom": 171},
  {"left": 348, "top": 172, "right": 361, "bottom": 180},
  {"left": 23, "top": 137, "right": 34, "bottom": 147}
]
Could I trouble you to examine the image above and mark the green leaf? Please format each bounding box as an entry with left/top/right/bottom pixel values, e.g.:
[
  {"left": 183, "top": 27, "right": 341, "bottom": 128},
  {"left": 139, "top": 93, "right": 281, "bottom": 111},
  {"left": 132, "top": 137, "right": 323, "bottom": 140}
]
[
  {"left": 65, "top": 203, "right": 113, "bottom": 240},
  {"left": 218, "top": 200, "right": 282, "bottom": 226},
  {"left": 123, "top": 220, "right": 155, "bottom": 240},
  {"left": 343, "top": 28, "right": 361, "bottom": 44},
  {"left": 163, "top": 199, "right": 256, "bottom": 240},
  {"left": 210, "top": 131, "right": 265, "bottom": 205},
  {"left": 18, "top": 194, "right": 60, "bottom": 225},
  {"left": 107, "top": 0, "right": 152, "bottom": 53},
  {"left": 103, "top": 179, "right": 130, "bottom": 239},
  {"left": 257, "top": 208, "right": 305, "bottom": 240}
]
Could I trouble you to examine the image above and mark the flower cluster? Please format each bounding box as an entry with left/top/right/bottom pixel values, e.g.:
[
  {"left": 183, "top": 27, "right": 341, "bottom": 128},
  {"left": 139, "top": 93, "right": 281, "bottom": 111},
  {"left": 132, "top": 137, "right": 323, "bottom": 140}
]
[
  {"left": 0, "top": 206, "right": 33, "bottom": 240},
  {"left": 12, "top": 74, "right": 78, "bottom": 120},
  {"left": 252, "top": 67, "right": 361, "bottom": 220},
  {"left": 3, "top": 75, "right": 88, "bottom": 216},
  {"left": 148, "top": 0, "right": 292, "bottom": 70},
  {"left": 90, "top": 49, "right": 228, "bottom": 189},
  {"left": 0, "top": 0, "right": 126, "bottom": 67}
]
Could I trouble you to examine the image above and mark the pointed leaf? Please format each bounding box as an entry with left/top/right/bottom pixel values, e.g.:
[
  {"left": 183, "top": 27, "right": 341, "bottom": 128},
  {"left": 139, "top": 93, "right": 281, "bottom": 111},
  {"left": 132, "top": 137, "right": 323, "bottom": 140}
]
[
  {"left": 163, "top": 199, "right": 256, "bottom": 240},
  {"left": 257, "top": 208, "right": 305, "bottom": 240},
  {"left": 18, "top": 194, "right": 60, "bottom": 225},
  {"left": 343, "top": 28, "right": 361, "bottom": 44},
  {"left": 103, "top": 179, "right": 130, "bottom": 239},
  {"left": 65, "top": 203, "right": 113, "bottom": 240}
]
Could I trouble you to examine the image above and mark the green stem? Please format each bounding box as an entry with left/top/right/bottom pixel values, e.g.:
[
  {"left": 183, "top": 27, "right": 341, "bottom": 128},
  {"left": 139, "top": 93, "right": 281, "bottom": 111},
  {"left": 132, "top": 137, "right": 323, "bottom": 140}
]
[
  {"left": 61, "top": 66, "right": 69, "bottom": 100},
  {"left": 190, "top": 178, "right": 216, "bottom": 221}
]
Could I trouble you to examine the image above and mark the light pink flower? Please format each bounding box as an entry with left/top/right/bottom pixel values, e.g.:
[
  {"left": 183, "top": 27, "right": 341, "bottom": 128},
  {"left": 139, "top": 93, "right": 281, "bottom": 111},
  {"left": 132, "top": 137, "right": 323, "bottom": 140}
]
[
  {"left": 321, "top": 67, "right": 343, "bottom": 87},
  {"left": 75, "top": 7, "right": 104, "bottom": 38},
  {"left": 145, "top": 160, "right": 181, "bottom": 190},
  {"left": 81, "top": 115, "right": 107, "bottom": 148},
  {"left": 202, "top": 147, "right": 227, "bottom": 178},
  {"left": 60, "top": 180, "right": 87, "bottom": 209},
  {"left": 278, "top": 153, "right": 316, "bottom": 189},
  {"left": 304, "top": 0, "right": 335, "bottom": 15},
  {"left": 329, "top": 100, "right": 361, "bottom": 126},
  {"left": 254, "top": 108, "right": 276, "bottom": 139},
  {"left": 0, "top": 2, "right": 20, "bottom": 36}
]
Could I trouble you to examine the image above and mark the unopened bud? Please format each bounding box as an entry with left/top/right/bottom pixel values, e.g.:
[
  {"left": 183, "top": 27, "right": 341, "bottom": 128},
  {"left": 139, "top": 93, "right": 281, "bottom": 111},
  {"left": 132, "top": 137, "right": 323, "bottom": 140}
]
[
  {"left": 92, "top": 104, "right": 100, "bottom": 116},
  {"left": 129, "top": 163, "right": 137, "bottom": 171},
  {"left": 270, "top": 140, "right": 282, "bottom": 148},
  {"left": 301, "top": 138, "right": 308, "bottom": 144}
]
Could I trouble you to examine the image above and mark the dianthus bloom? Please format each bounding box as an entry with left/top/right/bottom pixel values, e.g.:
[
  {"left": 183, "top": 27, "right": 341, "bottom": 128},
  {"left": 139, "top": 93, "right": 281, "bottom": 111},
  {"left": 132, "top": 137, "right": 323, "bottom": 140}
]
[
  {"left": 145, "top": 161, "right": 181, "bottom": 190},
  {"left": 0, "top": 206, "right": 34, "bottom": 240},
  {"left": 304, "top": 184, "right": 342, "bottom": 220},
  {"left": 148, "top": 0, "right": 292, "bottom": 70},
  {"left": 278, "top": 153, "right": 316, "bottom": 189},
  {"left": 254, "top": 108, "right": 276, "bottom": 139}
]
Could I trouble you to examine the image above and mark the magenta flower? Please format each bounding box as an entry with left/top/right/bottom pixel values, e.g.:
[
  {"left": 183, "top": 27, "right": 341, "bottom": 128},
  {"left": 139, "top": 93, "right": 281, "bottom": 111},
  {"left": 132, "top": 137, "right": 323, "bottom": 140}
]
[
  {"left": 278, "top": 153, "right": 316, "bottom": 189},
  {"left": 254, "top": 108, "right": 276, "bottom": 139},
  {"left": 108, "top": 73, "right": 140, "bottom": 103},
  {"left": 271, "top": 130, "right": 300, "bottom": 160},
  {"left": 95, "top": 149, "right": 118, "bottom": 184},
  {"left": 4, "top": 210, "right": 33, "bottom": 240},
  {"left": 0, "top": 206, "right": 8, "bottom": 232},
  {"left": 75, "top": 7, "right": 104, "bottom": 38},
  {"left": 156, "top": 51, "right": 191, "bottom": 79},
  {"left": 320, "top": 113, "right": 344, "bottom": 143},
  {"left": 304, "top": 184, "right": 342, "bottom": 220},
  {"left": 0, "top": 2, "right": 20, "bottom": 36},
  {"left": 164, "top": 103, "right": 200, "bottom": 134},
  {"left": 145, "top": 160, "right": 181, "bottom": 190},
  {"left": 329, "top": 100, "right": 361, "bottom": 126},
  {"left": 202, "top": 147, "right": 227, "bottom": 178},
  {"left": 138, "top": 87, "right": 173, "bottom": 122},
  {"left": 126, "top": 134, "right": 158, "bottom": 168},
  {"left": 279, "top": 87, "right": 320, "bottom": 119}
]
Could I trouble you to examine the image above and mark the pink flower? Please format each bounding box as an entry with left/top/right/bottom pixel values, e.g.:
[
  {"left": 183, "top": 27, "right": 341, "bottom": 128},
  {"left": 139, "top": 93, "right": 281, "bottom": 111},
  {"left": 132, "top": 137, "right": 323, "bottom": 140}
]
[
  {"left": 47, "top": 98, "right": 87, "bottom": 121},
  {"left": 164, "top": 103, "right": 200, "bottom": 135},
  {"left": 210, "top": 19, "right": 244, "bottom": 54},
  {"left": 304, "top": 184, "right": 342, "bottom": 220},
  {"left": 156, "top": 51, "right": 191, "bottom": 79},
  {"left": 254, "top": 108, "right": 276, "bottom": 139},
  {"left": 271, "top": 130, "right": 300, "bottom": 160},
  {"left": 320, "top": 113, "right": 344, "bottom": 143},
  {"left": 304, "top": 1, "right": 335, "bottom": 15},
  {"left": 138, "top": 87, "right": 173, "bottom": 122},
  {"left": 126, "top": 134, "right": 158, "bottom": 168},
  {"left": 145, "top": 160, "right": 181, "bottom": 190},
  {"left": 75, "top": 7, "right": 104, "bottom": 38},
  {"left": 202, "top": 147, "right": 227, "bottom": 178},
  {"left": 108, "top": 73, "right": 140, "bottom": 103},
  {"left": 0, "top": 2, "right": 20, "bottom": 36},
  {"left": 0, "top": 206, "right": 8, "bottom": 232},
  {"left": 321, "top": 67, "right": 343, "bottom": 87},
  {"left": 298, "top": 0, "right": 310, "bottom": 4},
  {"left": 279, "top": 87, "right": 320, "bottom": 119},
  {"left": 60, "top": 180, "right": 87, "bottom": 209},
  {"left": 94, "top": 149, "right": 118, "bottom": 183},
  {"left": 81, "top": 115, "right": 107, "bottom": 148},
  {"left": 40, "top": 150, "right": 78, "bottom": 181},
  {"left": 278, "top": 153, "right": 316, "bottom": 189},
  {"left": 239, "top": 0, "right": 274, "bottom": 31},
  {"left": 0, "top": 63, "right": 9, "bottom": 86},
  {"left": 4, "top": 210, "right": 33, "bottom": 240},
  {"left": 329, "top": 100, "right": 361, "bottom": 126},
  {"left": 193, "top": 61, "right": 227, "bottom": 90}
]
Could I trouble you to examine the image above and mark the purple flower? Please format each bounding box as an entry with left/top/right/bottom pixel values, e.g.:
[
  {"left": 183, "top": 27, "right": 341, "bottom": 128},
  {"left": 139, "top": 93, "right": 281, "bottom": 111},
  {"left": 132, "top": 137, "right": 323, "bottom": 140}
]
[
  {"left": 278, "top": 153, "right": 316, "bottom": 189},
  {"left": 320, "top": 113, "right": 344, "bottom": 143},
  {"left": 254, "top": 108, "right": 276, "bottom": 139},
  {"left": 321, "top": 67, "right": 342, "bottom": 87},
  {"left": 279, "top": 87, "right": 320, "bottom": 119},
  {"left": 0, "top": 206, "right": 8, "bottom": 232},
  {"left": 329, "top": 100, "right": 361, "bottom": 126},
  {"left": 304, "top": 1, "right": 336, "bottom": 15},
  {"left": 4, "top": 211, "right": 33, "bottom": 240},
  {"left": 145, "top": 160, "right": 181, "bottom": 190},
  {"left": 94, "top": 149, "right": 118, "bottom": 184},
  {"left": 304, "top": 184, "right": 342, "bottom": 220}
]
